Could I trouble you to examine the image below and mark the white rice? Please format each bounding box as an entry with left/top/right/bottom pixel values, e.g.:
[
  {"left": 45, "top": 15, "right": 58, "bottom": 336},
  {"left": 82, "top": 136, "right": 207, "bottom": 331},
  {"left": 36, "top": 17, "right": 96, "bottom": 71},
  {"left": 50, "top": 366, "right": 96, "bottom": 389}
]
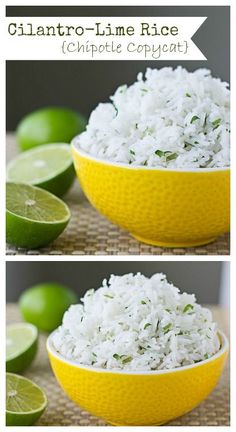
[
  {"left": 76, "top": 67, "right": 230, "bottom": 169},
  {"left": 52, "top": 273, "right": 220, "bottom": 371}
]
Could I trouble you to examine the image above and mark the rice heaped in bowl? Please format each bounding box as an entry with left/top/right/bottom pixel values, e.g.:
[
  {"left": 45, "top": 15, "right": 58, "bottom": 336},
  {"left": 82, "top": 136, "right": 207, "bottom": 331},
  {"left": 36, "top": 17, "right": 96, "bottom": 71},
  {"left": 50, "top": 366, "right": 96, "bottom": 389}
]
[
  {"left": 78, "top": 67, "right": 230, "bottom": 169},
  {"left": 52, "top": 273, "right": 220, "bottom": 371},
  {"left": 71, "top": 67, "right": 230, "bottom": 247}
]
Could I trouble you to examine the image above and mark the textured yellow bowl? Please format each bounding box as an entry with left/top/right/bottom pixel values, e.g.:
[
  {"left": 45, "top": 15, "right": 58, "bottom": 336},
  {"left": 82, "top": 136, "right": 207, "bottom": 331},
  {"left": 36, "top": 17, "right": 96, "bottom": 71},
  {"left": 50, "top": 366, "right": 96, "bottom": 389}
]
[
  {"left": 71, "top": 140, "right": 230, "bottom": 247},
  {"left": 47, "top": 331, "right": 228, "bottom": 426}
]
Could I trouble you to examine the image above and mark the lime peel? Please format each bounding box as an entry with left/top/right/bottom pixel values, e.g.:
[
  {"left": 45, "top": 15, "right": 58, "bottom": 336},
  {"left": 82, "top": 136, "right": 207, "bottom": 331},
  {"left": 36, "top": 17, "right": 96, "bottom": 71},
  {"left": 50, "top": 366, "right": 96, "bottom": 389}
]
[
  {"left": 7, "top": 143, "right": 75, "bottom": 197},
  {"left": 6, "top": 182, "right": 70, "bottom": 248},
  {"left": 6, "top": 373, "right": 47, "bottom": 426},
  {"left": 6, "top": 323, "right": 38, "bottom": 363},
  {"left": 7, "top": 183, "right": 70, "bottom": 224}
]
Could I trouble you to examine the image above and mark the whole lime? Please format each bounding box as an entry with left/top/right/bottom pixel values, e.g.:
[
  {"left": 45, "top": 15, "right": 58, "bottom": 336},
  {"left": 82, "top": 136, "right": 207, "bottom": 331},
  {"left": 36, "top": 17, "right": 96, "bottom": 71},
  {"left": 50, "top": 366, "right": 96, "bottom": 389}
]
[
  {"left": 16, "top": 107, "right": 87, "bottom": 151},
  {"left": 19, "top": 283, "right": 78, "bottom": 331}
]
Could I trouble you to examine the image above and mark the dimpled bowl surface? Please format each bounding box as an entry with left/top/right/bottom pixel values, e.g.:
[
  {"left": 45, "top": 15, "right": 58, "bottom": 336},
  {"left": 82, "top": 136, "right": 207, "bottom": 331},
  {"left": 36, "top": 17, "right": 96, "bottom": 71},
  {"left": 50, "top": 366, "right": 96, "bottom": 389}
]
[
  {"left": 47, "top": 331, "right": 228, "bottom": 426},
  {"left": 71, "top": 142, "right": 230, "bottom": 247}
]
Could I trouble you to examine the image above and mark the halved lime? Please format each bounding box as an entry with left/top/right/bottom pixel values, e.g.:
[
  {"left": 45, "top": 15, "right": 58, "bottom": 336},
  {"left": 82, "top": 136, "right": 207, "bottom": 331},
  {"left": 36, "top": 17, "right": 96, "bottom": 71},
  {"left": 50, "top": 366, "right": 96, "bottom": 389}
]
[
  {"left": 7, "top": 144, "right": 75, "bottom": 197},
  {"left": 6, "top": 373, "right": 47, "bottom": 426},
  {"left": 6, "top": 323, "right": 38, "bottom": 373},
  {"left": 6, "top": 182, "right": 71, "bottom": 248}
]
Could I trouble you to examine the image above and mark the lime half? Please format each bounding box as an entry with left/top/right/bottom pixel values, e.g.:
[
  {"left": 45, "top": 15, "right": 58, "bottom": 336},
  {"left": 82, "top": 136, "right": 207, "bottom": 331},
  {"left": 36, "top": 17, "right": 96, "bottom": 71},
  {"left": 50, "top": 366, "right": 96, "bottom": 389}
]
[
  {"left": 6, "top": 373, "right": 47, "bottom": 426},
  {"left": 6, "top": 182, "right": 71, "bottom": 249},
  {"left": 7, "top": 144, "right": 75, "bottom": 197},
  {"left": 6, "top": 323, "right": 38, "bottom": 373}
]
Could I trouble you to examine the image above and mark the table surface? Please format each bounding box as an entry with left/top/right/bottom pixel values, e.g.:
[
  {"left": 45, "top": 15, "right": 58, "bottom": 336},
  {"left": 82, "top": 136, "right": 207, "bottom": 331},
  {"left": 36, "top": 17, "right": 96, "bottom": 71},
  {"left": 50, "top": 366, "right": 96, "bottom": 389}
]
[
  {"left": 6, "top": 304, "right": 230, "bottom": 426},
  {"left": 6, "top": 134, "right": 230, "bottom": 256}
]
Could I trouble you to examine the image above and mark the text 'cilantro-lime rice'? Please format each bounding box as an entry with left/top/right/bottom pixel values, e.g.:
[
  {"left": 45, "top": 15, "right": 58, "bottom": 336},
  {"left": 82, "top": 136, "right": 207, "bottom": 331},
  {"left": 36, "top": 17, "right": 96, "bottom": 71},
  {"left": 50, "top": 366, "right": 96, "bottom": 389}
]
[
  {"left": 76, "top": 67, "right": 230, "bottom": 169},
  {"left": 52, "top": 273, "right": 220, "bottom": 371}
]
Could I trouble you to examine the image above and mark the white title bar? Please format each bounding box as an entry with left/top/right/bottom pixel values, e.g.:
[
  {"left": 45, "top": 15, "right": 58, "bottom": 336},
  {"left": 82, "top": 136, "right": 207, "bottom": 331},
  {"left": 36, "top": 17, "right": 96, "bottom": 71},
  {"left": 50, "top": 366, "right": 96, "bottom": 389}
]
[{"left": 5, "top": 17, "right": 207, "bottom": 60}]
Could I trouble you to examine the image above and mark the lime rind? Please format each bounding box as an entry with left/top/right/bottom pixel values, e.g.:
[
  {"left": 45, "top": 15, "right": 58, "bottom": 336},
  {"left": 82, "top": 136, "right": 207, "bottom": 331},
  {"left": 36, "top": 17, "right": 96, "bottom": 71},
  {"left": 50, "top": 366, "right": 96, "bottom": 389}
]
[
  {"left": 6, "top": 182, "right": 71, "bottom": 248},
  {"left": 6, "top": 183, "right": 71, "bottom": 224},
  {"left": 6, "top": 323, "right": 38, "bottom": 362},
  {"left": 16, "top": 106, "right": 87, "bottom": 151},
  {"left": 7, "top": 143, "right": 73, "bottom": 185},
  {"left": 6, "top": 373, "right": 47, "bottom": 415}
]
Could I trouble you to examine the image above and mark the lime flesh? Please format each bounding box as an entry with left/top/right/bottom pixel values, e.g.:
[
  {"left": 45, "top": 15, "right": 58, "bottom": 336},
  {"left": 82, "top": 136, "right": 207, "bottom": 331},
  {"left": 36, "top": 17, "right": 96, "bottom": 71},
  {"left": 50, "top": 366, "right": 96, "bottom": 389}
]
[
  {"left": 6, "top": 182, "right": 70, "bottom": 248},
  {"left": 6, "top": 373, "right": 47, "bottom": 426},
  {"left": 7, "top": 143, "right": 75, "bottom": 197},
  {"left": 6, "top": 323, "right": 38, "bottom": 373}
]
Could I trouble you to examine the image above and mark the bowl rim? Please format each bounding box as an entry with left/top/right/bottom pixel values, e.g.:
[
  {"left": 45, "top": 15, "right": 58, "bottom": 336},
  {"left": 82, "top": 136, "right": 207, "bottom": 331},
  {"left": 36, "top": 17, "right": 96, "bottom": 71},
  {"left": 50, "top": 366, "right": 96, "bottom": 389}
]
[
  {"left": 47, "top": 329, "right": 228, "bottom": 376},
  {"left": 71, "top": 137, "right": 230, "bottom": 174}
]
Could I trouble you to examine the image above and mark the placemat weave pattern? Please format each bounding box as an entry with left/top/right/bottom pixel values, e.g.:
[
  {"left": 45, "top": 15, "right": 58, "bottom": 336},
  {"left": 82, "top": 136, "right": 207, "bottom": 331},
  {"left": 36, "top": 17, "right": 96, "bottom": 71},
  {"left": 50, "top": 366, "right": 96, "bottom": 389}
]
[
  {"left": 6, "top": 304, "right": 230, "bottom": 426},
  {"left": 6, "top": 134, "right": 230, "bottom": 256}
]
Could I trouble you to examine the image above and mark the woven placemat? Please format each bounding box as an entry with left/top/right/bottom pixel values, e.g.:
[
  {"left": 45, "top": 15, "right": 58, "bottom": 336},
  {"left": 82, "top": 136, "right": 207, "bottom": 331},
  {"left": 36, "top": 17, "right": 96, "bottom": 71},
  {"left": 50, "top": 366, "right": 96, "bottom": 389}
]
[
  {"left": 6, "top": 134, "right": 230, "bottom": 256},
  {"left": 6, "top": 304, "right": 230, "bottom": 426}
]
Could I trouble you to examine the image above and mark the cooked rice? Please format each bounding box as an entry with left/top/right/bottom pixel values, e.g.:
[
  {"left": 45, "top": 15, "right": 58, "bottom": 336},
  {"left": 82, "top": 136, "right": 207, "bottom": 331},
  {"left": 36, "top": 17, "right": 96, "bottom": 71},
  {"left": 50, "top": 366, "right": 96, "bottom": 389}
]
[
  {"left": 76, "top": 67, "right": 230, "bottom": 169},
  {"left": 52, "top": 273, "right": 220, "bottom": 371}
]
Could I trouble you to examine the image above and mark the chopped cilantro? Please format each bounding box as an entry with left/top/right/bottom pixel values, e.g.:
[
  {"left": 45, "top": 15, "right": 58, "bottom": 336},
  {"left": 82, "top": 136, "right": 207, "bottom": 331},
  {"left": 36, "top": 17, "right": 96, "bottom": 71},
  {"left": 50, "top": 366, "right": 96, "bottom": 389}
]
[
  {"left": 113, "top": 353, "right": 120, "bottom": 361},
  {"left": 122, "top": 356, "right": 133, "bottom": 364},
  {"left": 113, "top": 104, "right": 118, "bottom": 116},
  {"left": 212, "top": 118, "right": 221, "bottom": 130},
  {"left": 190, "top": 115, "right": 200, "bottom": 124},
  {"left": 166, "top": 152, "right": 178, "bottom": 161},
  {"left": 155, "top": 150, "right": 178, "bottom": 161},
  {"left": 155, "top": 149, "right": 165, "bottom": 157},
  {"left": 204, "top": 114, "right": 208, "bottom": 127},
  {"left": 144, "top": 323, "right": 151, "bottom": 330},
  {"left": 163, "top": 323, "right": 172, "bottom": 334},
  {"left": 183, "top": 304, "right": 194, "bottom": 313},
  {"left": 104, "top": 294, "right": 114, "bottom": 299}
]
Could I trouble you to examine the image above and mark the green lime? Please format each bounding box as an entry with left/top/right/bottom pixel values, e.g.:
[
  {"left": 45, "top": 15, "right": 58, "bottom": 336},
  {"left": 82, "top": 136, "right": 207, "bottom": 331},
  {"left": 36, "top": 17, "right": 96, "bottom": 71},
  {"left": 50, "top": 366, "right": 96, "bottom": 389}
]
[
  {"left": 19, "top": 282, "right": 78, "bottom": 331},
  {"left": 6, "top": 373, "right": 47, "bottom": 426},
  {"left": 7, "top": 143, "right": 75, "bottom": 197},
  {"left": 6, "top": 323, "right": 38, "bottom": 373},
  {"left": 6, "top": 182, "right": 71, "bottom": 249},
  {"left": 16, "top": 106, "right": 87, "bottom": 151}
]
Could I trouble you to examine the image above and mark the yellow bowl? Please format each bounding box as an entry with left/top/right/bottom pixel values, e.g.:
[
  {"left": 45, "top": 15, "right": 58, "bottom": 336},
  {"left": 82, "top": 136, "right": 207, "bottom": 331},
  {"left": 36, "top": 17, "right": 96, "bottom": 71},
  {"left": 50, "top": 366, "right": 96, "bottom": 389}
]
[
  {"left": 47, "top": 331, "right": 228, "bottom": 426},
  {"left": 71, "top": 140, "right": 230, "bottom": 247}
]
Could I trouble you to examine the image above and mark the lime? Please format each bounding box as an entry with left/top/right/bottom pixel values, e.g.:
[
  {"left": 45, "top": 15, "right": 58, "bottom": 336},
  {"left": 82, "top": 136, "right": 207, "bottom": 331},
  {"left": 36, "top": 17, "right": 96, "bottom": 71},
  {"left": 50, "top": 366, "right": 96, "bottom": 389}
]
[
  {"left": 6, "top": 323, "right": 38, "bottom": 373},
  {"left": 6, "top": 182, "right": 71, "bottom": 249},
  {"left": 19, "top": 282, "right": 78, "bottom": 331},
  {"left": 6, "top": 373, "right": 47, "bottom": 426},
  {"left": 16, "top": 106, "right": 87, "bottom": 151},
  {"left": 7, "top": 143, "right": 75, "bottom": 197}
]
